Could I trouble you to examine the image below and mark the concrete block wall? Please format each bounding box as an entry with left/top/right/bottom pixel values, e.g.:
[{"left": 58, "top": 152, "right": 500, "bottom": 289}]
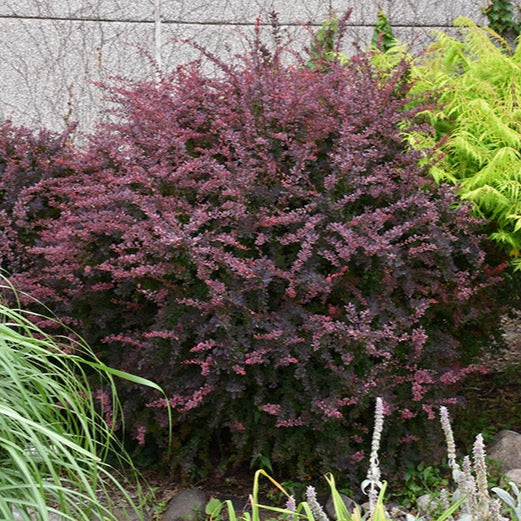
[{"left": 0, "top": 0, "right": 505, "bottom": 132}]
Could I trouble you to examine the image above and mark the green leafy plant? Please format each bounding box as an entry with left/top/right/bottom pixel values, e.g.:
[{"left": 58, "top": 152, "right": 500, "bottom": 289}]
[
  {"left": 371, "top": 17, "right": 521, "bottom": 269},
  {"left": 492, "top": 481, "right": 521, "bottom": 520},
  {"left": 305, "top": 11, "right": 352, "bottom": 70},
  {"left": 306, "top": 17, "right": 340, "bottom": 69},
  {"left": 412, "top": 18, "right": 521, "bottom": 266},
  {"left": 393, "top": 462, "right": 450, "bottom": 509},
  {"left": 483, "top": 0, "right": 520, "bottom": 43},
  {"left": 371, "top": 11, "right": 396, "bottom": 53},
  {"left": 205, "top": 497, "right": 226, "bottom": 521},
  {"left": 251, "top": 453, "right": 274, "bottom": 474},
  {"left": 0, "top": 277, "right": 167, "bottom": 520}
]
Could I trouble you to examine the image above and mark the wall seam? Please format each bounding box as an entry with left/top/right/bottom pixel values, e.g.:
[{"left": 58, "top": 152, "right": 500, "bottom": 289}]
[
  {"left": 155, "top": 0, "right": 162, "bottom": 74},
  {"left": 0, "top": 15, "right": 461, "bottom": 29}
]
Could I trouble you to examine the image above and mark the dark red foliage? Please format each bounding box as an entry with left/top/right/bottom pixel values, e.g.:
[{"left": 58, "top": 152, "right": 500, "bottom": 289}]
[
  {"left": 0, "top": 121, "right": 75, "bottom": 277},
  {"left": 7, "top": 41, "right": 504, "bottom": 477}
]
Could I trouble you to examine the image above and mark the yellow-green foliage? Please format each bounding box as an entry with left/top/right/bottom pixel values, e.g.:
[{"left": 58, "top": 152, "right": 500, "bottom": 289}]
[{"left": 373, "top": 18, "right": 521, "bottom": 267}]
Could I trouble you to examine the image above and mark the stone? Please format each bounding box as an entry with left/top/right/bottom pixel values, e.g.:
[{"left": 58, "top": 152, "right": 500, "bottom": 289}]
[
  {"left": 0, "top": 1, "right": 155, "bottom": 20},
  {"left": 162, "top": 489, "right": 207, "bottom": 521},
  {"left": 110, "top": 506, "right": 148, "bottom": 521},
  {"left": 504, "top": 468, "right": 521, "bottom": 486},
  {"left": 488, "top": 430, "right": 521, "bottom": 473},
  {"left": 387, "top": 503, "right": 409, "bottom": 521},
  {"left": 416, "top": 494, "right": 435, "bottom": 513},
  {"left": 162, "top": 0, "right": 330, "bottom": 25},
  {"left": 0, "top": 0, "right": 491, "bottom": 132},
  {"left": 325, "top": 493, "right": 359, "bottom": 519},
  {"left": 381, "top": 0, "right": 486, "bottom": 26},
  {"left": 89, "top": 505, "right": 148, "bottom": 521}
]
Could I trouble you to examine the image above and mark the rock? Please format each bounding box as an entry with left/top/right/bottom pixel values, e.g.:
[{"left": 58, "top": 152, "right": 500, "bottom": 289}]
[
  {"left": 387, "top": 503, "right": 410, "bottom": 521},
  {"left": 488, "top": 430, "right": 521, "bottom": 473},
  {"left": 360, "top": 502, "right": 370, "bottom": 513},
  {"left": 504, "top": 468, "right": 521, "bottom": 486},
  {"left": 416, "top": 494, "right": 435, "bottom": 513},
  {"left": 325, "top": 493, "right": 358, "bottom": 518},
  {"left": 162, "top": 489, "right": 207, "bottom": 521},
  {"left": 89, "top": 505, "right": 148, "bottom": 521},
  {"left": 110, "top": 506, "right": 148, "bottom": 521}
]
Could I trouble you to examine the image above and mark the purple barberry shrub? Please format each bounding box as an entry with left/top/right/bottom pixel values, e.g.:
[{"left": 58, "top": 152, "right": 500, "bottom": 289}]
[
  {"left": 0, "top": 121, "right": 75, "bottom": 277},
  {"left": 8, "top": 33, "right": 504, "bottom": 478}
]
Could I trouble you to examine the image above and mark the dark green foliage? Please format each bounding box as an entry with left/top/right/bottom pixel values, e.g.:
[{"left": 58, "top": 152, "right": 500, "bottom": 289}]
[
  {"left": 483, "top": 0, "right": 520, "bottom": 44},
  {"left": 371, "top": 11, "right": 396, "bottom": 52},
  {"left": 306, "top": 18, "right": 339, "bottom": 69},
  {"left": 306, "top": 10, "right": 352, "bottom": 71}
]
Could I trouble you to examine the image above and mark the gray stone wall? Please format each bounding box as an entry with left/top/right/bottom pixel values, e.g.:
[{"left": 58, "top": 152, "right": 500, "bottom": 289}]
[{"left": 0, "top": 0, "right": 502, "bottom": 132}]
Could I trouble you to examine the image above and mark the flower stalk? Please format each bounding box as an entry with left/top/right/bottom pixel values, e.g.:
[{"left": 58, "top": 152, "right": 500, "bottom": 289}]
[{"left": 362, "top": 397, "right": 384, "bottom": 514}]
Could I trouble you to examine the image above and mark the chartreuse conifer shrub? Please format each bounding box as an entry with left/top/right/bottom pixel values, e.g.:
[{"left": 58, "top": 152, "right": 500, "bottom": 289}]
[
  {"left": 373, "top": 18, "right": 521, "bottom": 269},
  {"left": 8, "top": 29, "right": 504, "bottom": 479}
]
